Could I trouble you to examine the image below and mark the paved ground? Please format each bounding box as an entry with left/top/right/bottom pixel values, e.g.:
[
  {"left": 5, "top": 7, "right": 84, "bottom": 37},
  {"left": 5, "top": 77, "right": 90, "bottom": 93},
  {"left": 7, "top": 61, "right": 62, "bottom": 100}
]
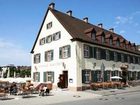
[
  {"left": 0, "top": 86, "right": 140, "bottom": 105},
  {"left": 51, "top": 91, "right": 140, "bottom": 105}
]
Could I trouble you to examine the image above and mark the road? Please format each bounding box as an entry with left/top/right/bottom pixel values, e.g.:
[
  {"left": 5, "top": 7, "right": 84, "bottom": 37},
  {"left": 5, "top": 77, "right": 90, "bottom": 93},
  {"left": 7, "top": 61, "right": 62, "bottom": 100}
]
[{"left": 52, "top": 91, "right": 140, "bottom": 105}]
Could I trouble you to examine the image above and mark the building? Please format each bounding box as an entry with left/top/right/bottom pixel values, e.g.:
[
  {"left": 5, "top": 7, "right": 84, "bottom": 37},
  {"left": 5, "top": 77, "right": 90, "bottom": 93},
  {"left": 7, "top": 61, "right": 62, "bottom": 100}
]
[
  {"left": 0, "top": 65, "right": 31, "bottom": 78},
  {"left": 31, "top": 3, "right": 140, "bottom": 91}
]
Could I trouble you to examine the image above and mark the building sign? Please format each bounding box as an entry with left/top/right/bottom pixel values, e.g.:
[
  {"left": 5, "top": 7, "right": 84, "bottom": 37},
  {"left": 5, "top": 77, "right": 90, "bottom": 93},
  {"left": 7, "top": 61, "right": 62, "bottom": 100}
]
[{"left": 69, "top": 78, "right": 73, "bottom": 83}]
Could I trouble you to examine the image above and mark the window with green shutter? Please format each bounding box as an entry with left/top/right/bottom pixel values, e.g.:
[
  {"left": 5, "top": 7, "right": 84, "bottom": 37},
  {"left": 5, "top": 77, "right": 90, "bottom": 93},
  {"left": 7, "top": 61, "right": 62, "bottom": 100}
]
[
  {"left": 59, "top": 45, "right": 71, "bottom": 59},
  {"left": 45, "top": 50, "right": 53, "bottom": 62},
  {"left": 82, "top": 70, "right": 91, "bottom": 84},
  {"left": 33, "top": 72, "right": 40, "bottom": 82},
  {"left": 44, "top": 71, "right": 54, "bottom": 83}
]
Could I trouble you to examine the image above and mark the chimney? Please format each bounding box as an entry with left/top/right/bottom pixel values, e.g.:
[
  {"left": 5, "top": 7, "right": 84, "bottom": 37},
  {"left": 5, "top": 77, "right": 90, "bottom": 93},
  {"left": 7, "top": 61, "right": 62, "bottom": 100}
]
[
  {"left": 66, "top": 10, "right": 72, "bottom": 16},
  {"left": 109, "top": 28, "right": 114, "bottom": 32},
  {"left": 98, "top": 23, "right": 103, "bottom": 28},
  {"left": 49, "top": 2, "right": 55, "bottom": 9},
  {"left": 83, "top": 17, "right": 88, "bottom": 23}
]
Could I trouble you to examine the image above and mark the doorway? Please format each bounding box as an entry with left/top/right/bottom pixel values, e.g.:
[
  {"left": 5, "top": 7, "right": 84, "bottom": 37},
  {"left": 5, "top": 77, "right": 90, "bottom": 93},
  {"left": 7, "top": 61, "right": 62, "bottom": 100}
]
[{"left": 58, "top": 71, "right": 68, "bottom": 88}]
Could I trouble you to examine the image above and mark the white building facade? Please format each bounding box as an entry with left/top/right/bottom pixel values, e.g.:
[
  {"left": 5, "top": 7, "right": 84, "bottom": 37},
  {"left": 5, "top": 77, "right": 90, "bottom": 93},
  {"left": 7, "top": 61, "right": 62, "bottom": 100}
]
[{"left": 31, "top": 3, "right": 140, "bottom": 91}]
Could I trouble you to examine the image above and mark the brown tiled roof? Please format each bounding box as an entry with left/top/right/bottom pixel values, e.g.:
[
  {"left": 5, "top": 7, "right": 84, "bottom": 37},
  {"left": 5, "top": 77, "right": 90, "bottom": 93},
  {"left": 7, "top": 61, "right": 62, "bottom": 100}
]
[
  {"left": 105, "top": 34, "right": 111, "bottom": 39},
  {"left": 31, "top": 8, "right": 140, "bottom": 55},
  {"left": 84, "top": 27, "right": 94, "bottom": 34}
]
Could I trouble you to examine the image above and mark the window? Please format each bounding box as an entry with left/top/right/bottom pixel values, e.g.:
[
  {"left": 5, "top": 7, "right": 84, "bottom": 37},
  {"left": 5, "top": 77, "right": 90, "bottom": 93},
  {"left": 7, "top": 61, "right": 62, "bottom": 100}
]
[
  {"left": 82, "top": 70, "right": 91, "bottom": 83},
  {"left": 114, "top": 52, "right": 117, "bottom": 62},
  {"left": 128, "top": 55, "right": 130, "bottom": 63},
  {"left": 135, "top": 57, "right": 138, "bottom": 64},
  {"left": 84, "top": 45, "right": 90, "bottom": 58},
  {"left": 91, "top": 32, "right": 96, "bottom": 40},
  {"left": 101, "top": 35, "right": 105, "bottom": 43},
  {"left": 46, "top": 35, "right": 52, "bottom": 43},
  {"left": 33, "top": 72, "right": 40, "bottom": 82},
  {"left": 43, "top": 71, "right": 54, "bottom": 83},
  {"left": 133, "top": 56, "right": 136, "bottom": 64},
  {"left": 116, "top": 40, "right": 120, "bottom": 47},
  {"left": 100, "top": 49, "right": 106, "bottom": 59},
  {"left": 109, "top": 38, "right": 113, "bottom": 46},
  {"left": 130, "top": 55, "right": 133, "bottom": 63},
  {"left": 117, "top": 52, "right": 121, "bottom": 62},
  {"left": 53, "top": 31, "right": 61, "bottom": 41},
  {"left": 112, "top": 70, "right": 119, "bottom": 76},
  {"left": 46, "top": 22, "right": 52, "bottom": 29},
  {"left": 93, "top": 47, "right": 97, "bottom": 59},
  {"left": 109, "top": 51, "right": 114, "bottom": 61},
  {"left": 40, "top": 37, "right": 45, "bottom": 45},
  {"left": 96, "top": 70, "right": 102, "bottom": 82},
  {"left": 34, "top": 53, "right": 41, "bottom": 64},
  {"left": 96, "top": 48, "right": 101, "bottom": 60},
  {"left": 138, "top": 58, "right": 140, "bottom": 65},
  {"left": 59, "top": 45, "right": 71, "bottom": 59},
  {"left": 45, "top": 50, "right": 53, "bottom": 62},
  {"left": 121, "top": 53, "right": 124, "bottom": 62},
  {"left": 124, "top": 54, "right": 128, "bottom": 62},
  {"left": 106, "top": 50, "right": 110, "bottom": 60}
]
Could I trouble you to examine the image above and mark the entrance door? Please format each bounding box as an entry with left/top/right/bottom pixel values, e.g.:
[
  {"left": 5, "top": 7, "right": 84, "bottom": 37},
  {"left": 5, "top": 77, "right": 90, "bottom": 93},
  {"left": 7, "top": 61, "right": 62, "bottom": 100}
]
[
  {"left": 58, "top": 71, "right": 68, "bottom": 88},
  {"left": 63, "top": 71, "right": 68, "bottom": 88}
]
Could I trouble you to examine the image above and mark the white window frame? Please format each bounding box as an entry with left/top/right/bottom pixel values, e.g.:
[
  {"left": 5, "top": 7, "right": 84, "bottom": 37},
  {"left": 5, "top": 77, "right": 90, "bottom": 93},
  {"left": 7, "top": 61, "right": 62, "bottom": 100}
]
[
  {"left": 60, "top": 45, "right": 71, "bottom": 59},
  {"left": 34, "top": 53, "right": 41, "bottom": 64},
  {"left": 45, "top": 50, "right": 53, "bottom": 62},
  {"left": 53, "top": 31, "right": 61, "bottom": 41},
  {"left": 84, "top": 45, "right": 90, "bottom": 58},
  {"left": 40, "top": 37, "right": 45, "bottom": 45},
  {"left": 91, "top": 32, "right": 96, "bottom": 40},
  {"left": 46, "top": 35, "right": 52, "bottom": 43},
  {"left": 46, "top": 71, "right": 54, "bottom": 83},
  {"left": 46, "top": 22, "right": 52, "bottom": 29}
]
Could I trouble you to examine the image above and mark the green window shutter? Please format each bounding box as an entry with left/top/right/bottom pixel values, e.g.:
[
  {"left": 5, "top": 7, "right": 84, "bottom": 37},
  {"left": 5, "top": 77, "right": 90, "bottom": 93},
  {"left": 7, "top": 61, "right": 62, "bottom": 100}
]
[
  {"left": 68, "top": 45, "right": 71, "bottom": 57},
  {"left": 82, "top": 70, "right": 86, "bottom": 83},
  {"left": 59, "top": 47, "right": 62, "bottom": 58},
  {"left": 91, "top": 71, "right": 96, "bottom": 82},
  {"left": 59, "top": 31, "right": 61, "bottom": 39},
  {"left": 51, "top": 72, "right": 54, "bottom": 83},
  {"left": 43, "top": 72, "right": 47, "bottom": 82},
  {"left": 51, "top": 50, "right": 53, "bottom": 60},
  {"left": 38, "top": 72, "right": 40, "bottom": 82},
  {"left": 33, "top": 73, "right": 35, "bottom": 81},
  {"left": 89, "top": 46, "right": 93, "bottom": 58},
  {"left": 94, "top": 71, "right": 98, "bottom": 82},
  {"left": 104, "top": 71, "right": 107, "bottom": 82}
]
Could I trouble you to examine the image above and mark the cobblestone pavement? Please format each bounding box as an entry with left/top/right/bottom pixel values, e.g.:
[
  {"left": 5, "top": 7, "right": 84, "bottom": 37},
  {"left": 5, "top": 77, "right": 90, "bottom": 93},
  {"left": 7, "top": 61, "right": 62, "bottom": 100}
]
[{"left": 0, "top": 86, "right": 140, "bottom": 105}]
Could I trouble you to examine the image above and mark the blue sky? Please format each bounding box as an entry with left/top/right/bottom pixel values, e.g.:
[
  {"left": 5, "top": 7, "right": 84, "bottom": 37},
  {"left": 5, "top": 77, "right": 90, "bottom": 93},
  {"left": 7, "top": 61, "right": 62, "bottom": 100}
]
[{"left": 0, "top": 0, "right": 140, "bottom": 66}]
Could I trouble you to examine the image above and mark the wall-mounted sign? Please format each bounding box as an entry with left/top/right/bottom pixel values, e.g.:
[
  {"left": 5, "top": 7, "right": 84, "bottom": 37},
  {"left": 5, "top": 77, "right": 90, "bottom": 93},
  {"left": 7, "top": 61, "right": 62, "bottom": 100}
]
[{"left": 69, "top": 78, "right": 73, "bottom": 83}]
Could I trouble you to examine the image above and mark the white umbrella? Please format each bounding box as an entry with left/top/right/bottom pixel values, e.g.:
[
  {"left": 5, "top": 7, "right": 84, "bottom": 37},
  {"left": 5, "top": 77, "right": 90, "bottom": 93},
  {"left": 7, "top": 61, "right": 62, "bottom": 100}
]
[{"left": 111, "top": 76, "right": 122, "bottom": 79}]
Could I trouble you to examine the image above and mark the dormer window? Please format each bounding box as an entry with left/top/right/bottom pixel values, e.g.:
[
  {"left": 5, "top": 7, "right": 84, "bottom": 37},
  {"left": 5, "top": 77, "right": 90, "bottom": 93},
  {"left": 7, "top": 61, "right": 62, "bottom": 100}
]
[
  {"left": 101, "top": 35, "right": 105, "bottom": 43},
  {"left": 124, "top": 43, "right": 126, "bottom": 48},
  {"left": 116, "top": 40, "right": 120, "bottom": 47},
  {"left": 109, "top": 38, "right": 113, "bottom": 46},
  {"left": 91, "top": 32, "right": 96, "bottom": 40}
]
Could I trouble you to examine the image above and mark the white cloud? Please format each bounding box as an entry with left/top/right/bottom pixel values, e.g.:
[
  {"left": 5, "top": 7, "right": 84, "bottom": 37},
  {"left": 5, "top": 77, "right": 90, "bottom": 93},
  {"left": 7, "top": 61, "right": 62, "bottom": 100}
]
[
  {"left": 115, "top": 16, "right": 129, "bottom": 24},
  {"left": 0, "top": 38, "right": 30, "bottom": 66},
  {"left": 119, "top": 30, "right": 126, "bottom": 34},
  {"left": 115, "top": 11, "right": 140, "bottom": 26}
]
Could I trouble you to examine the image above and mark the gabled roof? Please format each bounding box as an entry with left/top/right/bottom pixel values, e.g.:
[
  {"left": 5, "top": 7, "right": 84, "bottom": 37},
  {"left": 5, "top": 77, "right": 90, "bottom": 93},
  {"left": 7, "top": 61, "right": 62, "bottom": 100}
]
[{"left": 31, "top": 7, "right": 140, "bottom": 55}]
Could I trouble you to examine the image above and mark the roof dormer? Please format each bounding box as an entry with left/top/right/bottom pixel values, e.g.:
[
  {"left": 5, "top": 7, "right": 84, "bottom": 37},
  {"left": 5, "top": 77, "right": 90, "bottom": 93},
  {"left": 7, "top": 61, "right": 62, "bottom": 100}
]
[
  {"left": 84, "top": 27, "right": 96, "bottom": 40},
  {"left": 113, "top": 37, "right": 120, "bottom": 47}
]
